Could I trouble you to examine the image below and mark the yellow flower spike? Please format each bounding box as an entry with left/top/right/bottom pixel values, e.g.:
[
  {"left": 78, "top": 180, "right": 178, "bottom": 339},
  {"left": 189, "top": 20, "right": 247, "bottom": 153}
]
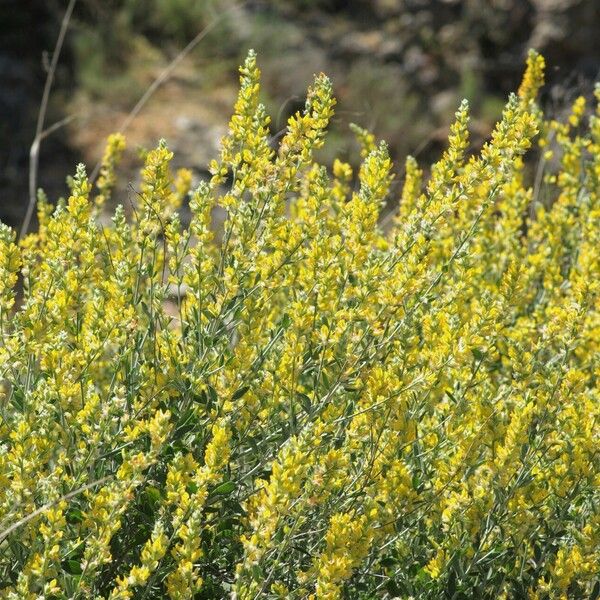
[
  {"left": 349, "top": 122, "right": 376, "bottom": 158},
  {"left": 518, "top": 49, "right": 546, "bottom": 105},
  {"left": 277, "top": 72, "right": 335, "bottom": 188},
  {"left": 427, "top": 99, "right": 470, "bottom": 196},
  {"left": 312, "top": 512, "right": 373, "bottom": 598},
  {"left": 204, "top": 419, "right": 232, "bottom": 475},
  {"left": 96, "top": 133, "right": 126, "bottom": 209},
  {"left": 396, "top": 154, "right": 423, "bottom": 220},
  {"left": 173, "top": 167, "right": 193, "bottom": 209},
  {"left": 0, "top": 224, "right": 20, "bottom": 318},
  {"left": 568, "top": 95, "right": 586, "bottom": 128},
  {"left": 424, "top": 548, "right": 446, "bottom": 579},
  {"left": 108, "top": 521, "right": 168, "bottom": 598}
]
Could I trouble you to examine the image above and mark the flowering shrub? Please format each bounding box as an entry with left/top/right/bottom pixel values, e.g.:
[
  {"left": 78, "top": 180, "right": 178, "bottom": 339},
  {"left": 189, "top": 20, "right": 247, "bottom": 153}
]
[{"left": 1, "top": 50, "right": 599, "bottom": 599}]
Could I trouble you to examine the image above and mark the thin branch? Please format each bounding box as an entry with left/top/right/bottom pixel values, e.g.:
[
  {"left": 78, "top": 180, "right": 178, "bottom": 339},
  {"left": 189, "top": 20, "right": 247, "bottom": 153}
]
[
  {"left": 39, "top": 112, "right": 82, "bottom": 142},
  {"left": 22, "top": 0, "right": 77, "bottom": 239},
  {"left": 0, "top": 476, "right": 111, "bottom": 544}
]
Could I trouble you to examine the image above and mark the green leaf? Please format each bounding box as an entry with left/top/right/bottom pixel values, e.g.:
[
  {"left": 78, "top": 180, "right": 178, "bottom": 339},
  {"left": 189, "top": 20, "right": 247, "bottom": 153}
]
[
  {"left": 62, "top": 559, "right": 83, "bottom": 575},
  {"left": 297, "top": 392, "right": 312, "bottom": 413},
  {"left": 218, "top": 528, "right": 234, "bottom": 539},
  {"left": 232, "top": 385, "right": 250, "bottom": 400},
  {"left": 144, "top": 486, "right": 162, "bottom": 504},
  {"left": 385, "top": 578, "right": 402, "bottom": 596},
  {"left": 65, "top": 507, "right": 83, "bottom": 525},
  {"left": 471, "top": 347, "right": 486, "bottom": 361},
  {"left": 207, "top": 385, "right": 218, "bottom": 407},
  {"left": 211, "top": 481, "right": 236, "bottom": 496}
]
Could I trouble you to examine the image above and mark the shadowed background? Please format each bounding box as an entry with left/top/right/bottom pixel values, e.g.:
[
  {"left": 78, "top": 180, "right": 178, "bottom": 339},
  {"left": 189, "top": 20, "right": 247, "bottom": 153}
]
[{"left": 1, "top": 0, "right": 599, "bottom": 228}]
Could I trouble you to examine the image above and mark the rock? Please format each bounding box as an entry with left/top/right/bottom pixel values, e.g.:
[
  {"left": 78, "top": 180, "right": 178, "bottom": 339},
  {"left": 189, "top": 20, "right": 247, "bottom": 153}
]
[{"left": 372, "top": 0, "right": 403, "bottom": 18}]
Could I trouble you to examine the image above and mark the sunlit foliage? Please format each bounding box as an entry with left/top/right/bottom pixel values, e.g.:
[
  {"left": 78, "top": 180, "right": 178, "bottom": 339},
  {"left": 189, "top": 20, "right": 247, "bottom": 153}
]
[{"left": 0, "top": 50, "right": 598, "bottom": 599}]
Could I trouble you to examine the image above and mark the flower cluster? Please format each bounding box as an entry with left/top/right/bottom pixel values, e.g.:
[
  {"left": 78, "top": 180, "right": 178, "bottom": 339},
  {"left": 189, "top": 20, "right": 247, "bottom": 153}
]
[{"left": 0, "top": 50, "right": 598, "bottom": 599}]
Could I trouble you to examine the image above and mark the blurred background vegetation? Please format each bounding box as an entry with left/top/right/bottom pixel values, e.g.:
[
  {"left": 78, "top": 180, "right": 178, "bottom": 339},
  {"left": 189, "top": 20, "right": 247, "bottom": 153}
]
[{"left": 1, "top": 0, "right": 599, "bottom": 227}]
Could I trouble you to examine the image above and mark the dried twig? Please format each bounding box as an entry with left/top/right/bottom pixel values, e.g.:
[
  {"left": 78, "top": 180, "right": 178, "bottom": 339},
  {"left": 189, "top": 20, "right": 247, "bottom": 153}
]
[
  {"left": 22, "top": 0, "right": 78, "bottom": 239},
  {"left": 0, "top": 476, "right": 111, "bottom": 544}
]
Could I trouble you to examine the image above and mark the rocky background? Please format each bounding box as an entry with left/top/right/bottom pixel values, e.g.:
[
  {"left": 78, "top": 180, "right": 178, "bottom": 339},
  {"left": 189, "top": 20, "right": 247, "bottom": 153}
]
[{"left": 1, "top": 0, "right": 599, "bottom": 228}]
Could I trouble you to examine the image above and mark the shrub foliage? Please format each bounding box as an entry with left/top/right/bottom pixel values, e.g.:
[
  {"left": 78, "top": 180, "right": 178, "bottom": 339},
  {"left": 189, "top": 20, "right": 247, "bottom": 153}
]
[{"left": 0, "top": 51, "right": 599, "bottom": 599}]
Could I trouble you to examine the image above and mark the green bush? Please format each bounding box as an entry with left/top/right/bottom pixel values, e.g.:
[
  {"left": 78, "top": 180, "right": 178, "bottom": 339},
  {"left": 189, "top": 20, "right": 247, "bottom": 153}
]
[{"left": 0, "top": 50, "right": 599, "bottom": 599}]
